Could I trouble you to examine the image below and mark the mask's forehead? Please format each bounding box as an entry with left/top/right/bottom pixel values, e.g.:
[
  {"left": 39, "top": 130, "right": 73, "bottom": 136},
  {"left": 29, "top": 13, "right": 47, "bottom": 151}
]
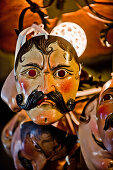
[
  {"left": 49, "top": 42, "right": 69, "bottom": 64},
  {"left": 48, "top": 42, "right": 79, "bottom": 71},
  {"left": 22, "top": 44, "right": 43, "bottom": 61},
  {"left": 15, "top": 35, "right": 79, "bottom": 70},
  {"left": 16, "top": 40, "right": 79, "bottom": 73},
  {"left": 23, "top": 44, "right": 43, "bottom": 63},
  {"left": 15, "top": 45, "right": 44, "bottom": 76}
]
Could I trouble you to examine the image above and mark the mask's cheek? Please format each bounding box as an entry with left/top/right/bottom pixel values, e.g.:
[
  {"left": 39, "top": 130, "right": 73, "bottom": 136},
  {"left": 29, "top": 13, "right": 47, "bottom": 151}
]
[
  {"left": 23, "top": 140, "right": 36, "bottom": 158},
  {"left": 16, "top": 77, "right": 31, "bottom": 96},
  {"left": 97, "top": 103, "right": 113, "bottom": 137},
  {"left": 22, "top": 139, "right": 47, "bottom": 168},
  {"left": 15, "top": 78, "right": 31, "bottom": 104},
  {"left": 57, "top": 78, "right": 79, "bottom": 101},
  {"left": 97, "top": 105, "right": 109, "bottom": 133},
  {"left": 97, "top": 104, "right": 113, "bottom": 120},
  {"left": 19, "top": 78, "right": 29, "bottom": 92},
  {"left": 97, "top": 103, "right": 113, "bottom": 154}
]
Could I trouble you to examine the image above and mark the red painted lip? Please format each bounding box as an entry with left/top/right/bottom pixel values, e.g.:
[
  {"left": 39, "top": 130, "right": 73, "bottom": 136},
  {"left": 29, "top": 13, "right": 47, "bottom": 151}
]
[{"left": 37, "top": 97, "right": 55, "bottom": 106}]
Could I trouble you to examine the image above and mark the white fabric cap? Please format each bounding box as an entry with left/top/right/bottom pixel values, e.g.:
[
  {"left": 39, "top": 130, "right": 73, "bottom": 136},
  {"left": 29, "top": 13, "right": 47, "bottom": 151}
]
[{"left": 50, "top": 22, "right": 87, "bottom": 57}]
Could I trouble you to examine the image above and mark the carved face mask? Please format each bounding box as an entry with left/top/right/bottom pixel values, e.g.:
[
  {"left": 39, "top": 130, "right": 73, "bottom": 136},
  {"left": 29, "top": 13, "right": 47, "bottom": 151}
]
[
  {"left": 14, "top": 35, "right": 79, "bottom": 125},
  {"left": 12, "top": 121, "right": 77, "bottom": 170},
  {"left": 97, "top": 78, "right": 113, "bottom": 155}
]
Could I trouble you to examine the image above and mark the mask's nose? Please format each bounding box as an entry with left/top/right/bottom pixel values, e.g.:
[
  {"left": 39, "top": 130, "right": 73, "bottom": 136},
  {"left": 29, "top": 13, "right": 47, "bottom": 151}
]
[
  {"left": 38, "top": 60, "right": 56, "bottom": 94},
  {"left": 39, "top": 73, "right": 56, "bottom": 94}
]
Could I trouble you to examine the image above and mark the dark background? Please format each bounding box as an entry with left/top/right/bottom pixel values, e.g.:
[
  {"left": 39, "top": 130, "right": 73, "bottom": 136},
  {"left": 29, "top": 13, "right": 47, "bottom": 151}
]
[{"left": 0, "top": 81, "right": 15, "bottom": 170}]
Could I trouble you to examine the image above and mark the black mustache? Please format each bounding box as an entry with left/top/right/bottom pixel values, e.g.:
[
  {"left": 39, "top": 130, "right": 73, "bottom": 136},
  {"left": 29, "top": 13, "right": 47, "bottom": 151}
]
[
  {"left": 104, "top": 113, "right": 113, "bottom": 131},
  {"left": 16, "top": 90, "right": 43, "bottom": 111},
  {"left": 16, "top": 89, "right": 76, "bottom": 113}
]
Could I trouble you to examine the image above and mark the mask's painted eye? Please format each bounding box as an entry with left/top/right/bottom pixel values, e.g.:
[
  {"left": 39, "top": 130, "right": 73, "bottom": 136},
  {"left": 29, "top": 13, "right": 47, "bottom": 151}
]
[
  {"left": 102, "top": 94, "right": 113, "bottom": 102},
  {"left": 58, "top": 70, "right": 66, "bottom": 77},
  {"left": 21, "top": 68, "right": 40, "bottom": 78},
  {"left": 54, "top": 69, "right": 72, "bottom": 78},
  {"left": 28, "top": 69, "right": 36, "bottom": 77}
]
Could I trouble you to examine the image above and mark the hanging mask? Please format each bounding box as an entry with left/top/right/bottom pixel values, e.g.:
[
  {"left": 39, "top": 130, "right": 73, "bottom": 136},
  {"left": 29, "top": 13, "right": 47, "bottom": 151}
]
[
  {"left": 14, "top": 24, "right": 80, "bottom": 125},
  {"left": 97, "top": 78, "right": 113, "bottom": 155}
]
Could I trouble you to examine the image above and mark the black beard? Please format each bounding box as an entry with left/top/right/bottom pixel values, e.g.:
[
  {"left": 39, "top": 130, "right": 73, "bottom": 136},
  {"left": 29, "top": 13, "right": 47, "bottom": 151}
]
[
  {"left": 104, "top": 113, "right": 113, "bottom": 131},
  {"left": 16, "top": 89, "right": 76, "bottom": 114}
]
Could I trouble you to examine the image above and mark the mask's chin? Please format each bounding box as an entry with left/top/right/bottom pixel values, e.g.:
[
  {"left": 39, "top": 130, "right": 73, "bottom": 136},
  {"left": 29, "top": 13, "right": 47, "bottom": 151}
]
[{"left": 27, "top": 106, "right": 64, "bottom": 125}]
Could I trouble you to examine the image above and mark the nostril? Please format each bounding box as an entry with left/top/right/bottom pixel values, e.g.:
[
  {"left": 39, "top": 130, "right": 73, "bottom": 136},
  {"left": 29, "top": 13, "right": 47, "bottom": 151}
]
[
  {"left": 45, "top": 117, "right": 48, "bottom": 123},
  {"left": 51, "top": 85, "right": 55, "bottom": 88}
]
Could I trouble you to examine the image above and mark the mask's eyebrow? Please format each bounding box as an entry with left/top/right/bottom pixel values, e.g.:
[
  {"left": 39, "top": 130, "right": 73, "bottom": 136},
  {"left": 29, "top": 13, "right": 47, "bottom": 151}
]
[
  {"left": 51, "top": 64, "right": 71, "bottom": 71},
  {"left": 22, "top": 63, "right": 43, "bottom": 70}
]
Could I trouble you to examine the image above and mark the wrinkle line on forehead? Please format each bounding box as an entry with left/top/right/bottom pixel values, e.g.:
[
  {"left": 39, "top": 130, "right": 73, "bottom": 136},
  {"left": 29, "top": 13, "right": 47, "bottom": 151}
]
[
  {"left": 51, "top": 64, "right": 71, "bottom": 71},
  {"left": 22, "top": 63, "right": 43, "bottom": 70},
  {"left": 43, "top": 48, "right": 57, "bottom": 71}
]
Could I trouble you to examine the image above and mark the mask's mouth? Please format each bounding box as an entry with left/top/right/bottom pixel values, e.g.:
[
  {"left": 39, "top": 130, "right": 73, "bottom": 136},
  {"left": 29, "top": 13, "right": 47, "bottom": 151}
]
[
  {"left": 92, "top": 133, "right": 106, "bottom": 150},
  {"left": 37, "top": 96, "right": 55, "bottom": 107}
]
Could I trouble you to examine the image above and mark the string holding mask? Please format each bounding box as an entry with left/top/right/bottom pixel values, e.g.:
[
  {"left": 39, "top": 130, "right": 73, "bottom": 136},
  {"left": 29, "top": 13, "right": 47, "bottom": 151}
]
[{"left": 15, "top": 0, "right": 49, "bottom": 35}]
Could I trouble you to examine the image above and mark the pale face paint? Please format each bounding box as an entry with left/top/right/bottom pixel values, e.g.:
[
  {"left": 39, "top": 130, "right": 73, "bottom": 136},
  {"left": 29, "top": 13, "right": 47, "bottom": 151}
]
[{"left": 15, "top": 39, "right": 79, "bottom": 125}]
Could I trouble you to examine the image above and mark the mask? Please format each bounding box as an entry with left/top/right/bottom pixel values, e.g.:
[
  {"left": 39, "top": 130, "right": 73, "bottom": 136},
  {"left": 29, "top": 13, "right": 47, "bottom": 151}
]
[
  {"left": 14, "top": 32, "right": 80, "bottom": 125},
  {"left": 97, "top": 78, "right": 113, "bottom": 155},
  {"left": 11, "top": 121, "right": 78, "bottom": 170}
]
